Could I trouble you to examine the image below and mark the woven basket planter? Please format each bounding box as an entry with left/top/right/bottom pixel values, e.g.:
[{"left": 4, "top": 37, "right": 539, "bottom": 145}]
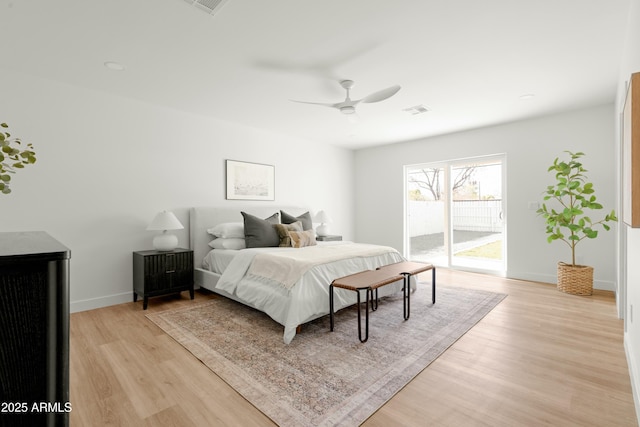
[{"left": 557, "top": 262, "right": 593, "bottom": 295}]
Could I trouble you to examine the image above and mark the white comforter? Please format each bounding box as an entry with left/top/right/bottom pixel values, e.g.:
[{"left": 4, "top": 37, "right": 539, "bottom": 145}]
[{"left": 210, "top": 242, "right": 406, "bottom": 343}]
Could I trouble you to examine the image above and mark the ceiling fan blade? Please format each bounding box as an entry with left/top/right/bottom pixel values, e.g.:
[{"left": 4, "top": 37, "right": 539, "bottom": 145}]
[
  {"left": 290, "top": 100, "right": 339, "bottom": 109},
  {"left": 360, "top": 85, "right": 401, "bottom": 103}
]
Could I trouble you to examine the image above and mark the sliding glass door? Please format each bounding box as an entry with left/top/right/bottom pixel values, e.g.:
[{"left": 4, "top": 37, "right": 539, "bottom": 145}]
[
  {"left": 405, "top": 155, "right": 505, "bottom": 273},
  {"left": 405, "top": 165, "right": 449, "bottom": 266}
]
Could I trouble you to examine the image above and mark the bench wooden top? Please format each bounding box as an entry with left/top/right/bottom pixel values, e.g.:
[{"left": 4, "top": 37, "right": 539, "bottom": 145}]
[
  {"left": 377, "top": 261, "right": 434, "bottom": 276},
  {"left": 330, "top": 269, "right": 404, "bottom": 292}
]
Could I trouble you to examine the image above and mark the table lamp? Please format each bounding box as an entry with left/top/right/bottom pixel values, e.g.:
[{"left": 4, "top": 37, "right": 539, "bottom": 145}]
[
  {"left": 313, "top": 210, "right": 333, "bottom": 237},
  {"left": 147, "top": 210, "right": 184, "bottom": 251}
]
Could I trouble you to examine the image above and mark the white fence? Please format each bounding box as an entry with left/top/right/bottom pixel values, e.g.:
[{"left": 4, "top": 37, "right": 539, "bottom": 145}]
[{"left": 408, "top": 200, "right": 503, "bottom": 236}]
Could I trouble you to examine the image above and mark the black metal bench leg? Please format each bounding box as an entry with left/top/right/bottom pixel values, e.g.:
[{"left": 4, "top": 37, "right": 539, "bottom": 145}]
[
  {"left": 370, "top": 288, "right": 379, "bottom": 311},
  {"left": 329, "top": 284, "right": 335, "bottom": 331},
  {"left": 357, "top": 288, "right": 369, "bottom": 343},
  {"left": 432, "top": 267, "right": 436, "bottom": 304},
  {"left": 402, "top": 273, "right": 411, "bottom": 320}
]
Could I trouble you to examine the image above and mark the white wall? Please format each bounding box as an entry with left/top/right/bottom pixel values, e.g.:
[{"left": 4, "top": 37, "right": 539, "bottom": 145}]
[
  {"left": 616, "top": 0, "right": 640, "bottom": 419},
  {"left": 355, "top": 104, "right": 617, "bottom": 290},
  {"left": 0, "top": 69, "right": 355, "bottom": 312}
]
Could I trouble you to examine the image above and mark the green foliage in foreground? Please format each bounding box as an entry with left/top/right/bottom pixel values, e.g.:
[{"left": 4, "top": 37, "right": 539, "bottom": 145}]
[{"left": 0, "top": 122, "right": 37, "bottom": 195}]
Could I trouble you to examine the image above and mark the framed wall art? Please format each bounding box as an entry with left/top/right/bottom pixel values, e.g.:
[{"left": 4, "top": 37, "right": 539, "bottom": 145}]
[
  {"left": 623, "top": 72, "right": 640, "bottom": 227},
  {"left": 225, "top": 160, "right": 275, "bottom": 201}
]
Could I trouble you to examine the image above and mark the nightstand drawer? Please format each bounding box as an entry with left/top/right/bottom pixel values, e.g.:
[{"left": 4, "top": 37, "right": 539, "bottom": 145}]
[{"left": 143, "top": 252, "right": 191, "bottom": 291}]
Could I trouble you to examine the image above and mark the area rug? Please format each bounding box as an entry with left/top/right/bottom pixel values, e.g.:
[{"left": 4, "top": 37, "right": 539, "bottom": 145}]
[{"left": 147, "top": 286, "right": 506, "bottom": 427}]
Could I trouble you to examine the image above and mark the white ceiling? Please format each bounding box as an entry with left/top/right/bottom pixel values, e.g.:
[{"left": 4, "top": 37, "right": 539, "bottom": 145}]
[{"left": 0, "top": 0, "right": 631, "bottom": 149}]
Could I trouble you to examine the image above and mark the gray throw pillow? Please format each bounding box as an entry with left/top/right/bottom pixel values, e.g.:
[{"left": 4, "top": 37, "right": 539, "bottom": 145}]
[
  {"left": 241, "top": 212, "right": 280, "bottom": 248},
  {"left": 280, "top": 210, "right": 313, "bottom": 231}
]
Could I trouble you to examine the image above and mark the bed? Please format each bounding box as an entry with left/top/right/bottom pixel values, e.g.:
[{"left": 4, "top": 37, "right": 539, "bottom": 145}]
[{"left": 189, "top": 206, "right": 409, "bottom": 343}]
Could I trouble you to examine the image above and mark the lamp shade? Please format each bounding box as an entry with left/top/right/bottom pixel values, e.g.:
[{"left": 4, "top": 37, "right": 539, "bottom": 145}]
[
  {"left": 147, "top": 211, "right": 183, "bottom": 251},
  {"left": 313, "top": 210, "right": 333, "bottom": 224},
  {"left": 147, "top": 211, "right": 184, "bottom": 231}
]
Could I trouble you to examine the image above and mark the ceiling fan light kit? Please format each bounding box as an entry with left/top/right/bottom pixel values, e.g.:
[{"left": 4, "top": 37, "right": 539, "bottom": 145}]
[{"left": 340, "top": 106, "right": 356, "bottom": 115}]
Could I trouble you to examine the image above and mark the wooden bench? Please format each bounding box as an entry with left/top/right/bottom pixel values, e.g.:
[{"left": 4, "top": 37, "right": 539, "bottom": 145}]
[
  {"left": 329, "top": 261, "right": 436, "bottom": 342},
  {"left": 376, "top": 261, "right": 436, "bottom": 319},
  {"left": 329, "top": 269, "right": 403, "bottom": 342}
]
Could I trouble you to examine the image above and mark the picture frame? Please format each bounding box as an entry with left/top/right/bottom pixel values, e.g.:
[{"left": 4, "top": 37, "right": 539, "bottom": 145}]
[
  {"left": 225, "top": 160, "right": 275, "bottom": 201},
  {"left": 622, "top": 72, "right": 640, "bottom": 227}
]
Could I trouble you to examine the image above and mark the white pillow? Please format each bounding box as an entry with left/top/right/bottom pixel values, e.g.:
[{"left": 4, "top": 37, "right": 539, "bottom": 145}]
[
  {"left": 208, "top": 238, "right": 246, "bottom": 250},
  {"left": 207, "top": 222, "right": 244, "bottom": 239}
]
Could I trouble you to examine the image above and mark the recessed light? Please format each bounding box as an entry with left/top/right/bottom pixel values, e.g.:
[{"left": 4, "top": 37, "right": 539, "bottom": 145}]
[
  {"left": 519, "top": 94, "right": 535, "bottom": 100},
  {"left": 104, "top": 61, "right": 126, "bottom": 71}
]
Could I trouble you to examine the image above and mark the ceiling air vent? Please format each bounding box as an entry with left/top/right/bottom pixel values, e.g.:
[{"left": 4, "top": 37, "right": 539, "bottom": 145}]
[
  {"left": 403, "top": 104, "right": 430, "bottom": 115},
  {"left": 183, "top": 0, "right": 229, "bottom": 15}
]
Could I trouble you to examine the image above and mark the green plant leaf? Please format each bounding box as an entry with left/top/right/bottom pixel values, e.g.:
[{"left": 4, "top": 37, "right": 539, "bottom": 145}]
[{"left": 0, "top": 122, "right": 37, "bottom": 196}]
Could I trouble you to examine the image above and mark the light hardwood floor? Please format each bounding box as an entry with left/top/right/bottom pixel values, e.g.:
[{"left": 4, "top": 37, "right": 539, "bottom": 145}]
[{"left": 70, "top": 270, "right": 638, "bottom": 426}]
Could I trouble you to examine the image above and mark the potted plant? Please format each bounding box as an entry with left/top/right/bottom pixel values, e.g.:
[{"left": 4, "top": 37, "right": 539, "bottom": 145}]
[
  {"left": 536, "top": 151, "right": 617, "bottom": 295},
  {"left": 0, "top": 122, "right": 37, "bottom": 194}
]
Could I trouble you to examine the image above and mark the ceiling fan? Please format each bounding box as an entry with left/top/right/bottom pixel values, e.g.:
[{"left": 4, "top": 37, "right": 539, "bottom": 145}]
[{"left": 291, "top": 80, "right": 401, "bottom": 115}]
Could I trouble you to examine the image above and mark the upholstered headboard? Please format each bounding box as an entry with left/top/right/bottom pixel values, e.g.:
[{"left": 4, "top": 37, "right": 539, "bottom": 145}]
[{"left": 189, "top": 206, "right": 310, "bottom": 268}]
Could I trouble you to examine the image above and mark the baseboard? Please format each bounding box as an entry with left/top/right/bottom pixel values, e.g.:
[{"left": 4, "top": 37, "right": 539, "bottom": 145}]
[
  {"left": 70, "top": 291, "right": 132, "bottom": 313},
  {"left": 70, "top": 286, "right": 203, "bottom": 313},
  {"left": 506, "top": 271, "right": 615, "bottom": 292},
  {"left": 625, "top": 335, "right": 640, "bottom": 426}
]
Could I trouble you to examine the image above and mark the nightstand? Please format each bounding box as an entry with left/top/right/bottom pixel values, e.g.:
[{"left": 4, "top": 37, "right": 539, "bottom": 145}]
[
  {"left": 133, "top": 248, "right": 194, "bottom": 309},
  {"left": 317, "top": 235, "right": 342, "bottom": 241}
]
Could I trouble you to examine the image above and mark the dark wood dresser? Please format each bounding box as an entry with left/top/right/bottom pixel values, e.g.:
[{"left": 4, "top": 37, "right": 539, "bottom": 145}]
[{"left": 0, "top": 231, "right": 71, "bottom": 427}]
